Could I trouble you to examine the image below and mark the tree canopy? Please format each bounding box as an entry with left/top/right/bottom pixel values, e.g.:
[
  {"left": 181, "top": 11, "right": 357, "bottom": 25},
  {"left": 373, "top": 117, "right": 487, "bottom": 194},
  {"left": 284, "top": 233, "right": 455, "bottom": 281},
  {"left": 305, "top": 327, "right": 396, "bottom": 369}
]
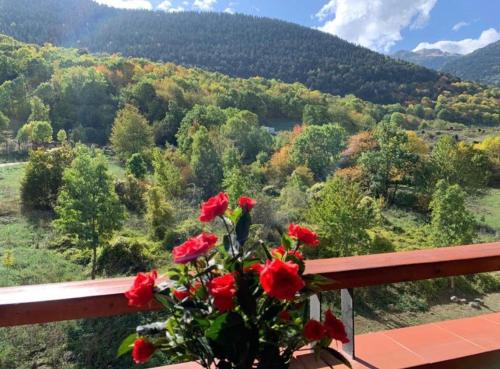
[{"left": 55, "top": 145, "right": 124, "bottom": 279}]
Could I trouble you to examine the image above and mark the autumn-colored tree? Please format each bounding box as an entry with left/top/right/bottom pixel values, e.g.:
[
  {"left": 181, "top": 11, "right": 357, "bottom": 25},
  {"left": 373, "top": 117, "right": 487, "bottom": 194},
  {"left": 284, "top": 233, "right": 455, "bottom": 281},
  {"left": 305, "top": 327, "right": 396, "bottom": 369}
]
[
  {"left": 110, "top": 105, "right": 154, "bottom": 161},
  {"left": 342, "top": 131, "right": 377, "bottom": 163},
  {"left": 431, "top": 135, "right": 490, "bottom": 193}
]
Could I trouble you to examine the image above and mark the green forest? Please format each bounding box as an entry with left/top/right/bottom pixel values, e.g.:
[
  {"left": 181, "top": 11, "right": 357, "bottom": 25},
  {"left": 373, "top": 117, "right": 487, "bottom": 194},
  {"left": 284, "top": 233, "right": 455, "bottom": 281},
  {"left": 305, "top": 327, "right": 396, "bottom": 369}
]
[
  {"left": 0, "top": 0, "right": 463, "bottom": 104},
  {"left": 0, "top": 31, "right": 499, "bottom": 369}
]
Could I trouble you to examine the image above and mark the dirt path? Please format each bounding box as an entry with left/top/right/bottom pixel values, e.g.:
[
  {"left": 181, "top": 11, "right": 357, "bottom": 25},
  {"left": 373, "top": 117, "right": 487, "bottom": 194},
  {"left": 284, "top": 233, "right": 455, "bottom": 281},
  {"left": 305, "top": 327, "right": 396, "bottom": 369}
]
[{"left": 0, "top": 162, "right": 26, "bottom": 168}]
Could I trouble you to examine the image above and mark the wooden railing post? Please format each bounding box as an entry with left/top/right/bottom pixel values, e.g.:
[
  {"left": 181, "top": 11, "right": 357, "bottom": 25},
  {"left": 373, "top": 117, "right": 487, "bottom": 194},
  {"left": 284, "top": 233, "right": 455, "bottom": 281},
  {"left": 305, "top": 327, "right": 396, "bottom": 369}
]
[
  {"left": 309, "top": 294, "right": 321, "bottom": 320},
  {"left": 341, "top": 288, "right": 355, "bottom": 358}
]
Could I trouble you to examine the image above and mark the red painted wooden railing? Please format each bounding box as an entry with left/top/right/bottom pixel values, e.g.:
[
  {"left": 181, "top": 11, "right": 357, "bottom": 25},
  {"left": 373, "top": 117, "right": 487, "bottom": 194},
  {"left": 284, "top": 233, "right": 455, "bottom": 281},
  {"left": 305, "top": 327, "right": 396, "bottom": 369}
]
[{"left": 1, "top": 242, "right": 499, "bottom": 328}]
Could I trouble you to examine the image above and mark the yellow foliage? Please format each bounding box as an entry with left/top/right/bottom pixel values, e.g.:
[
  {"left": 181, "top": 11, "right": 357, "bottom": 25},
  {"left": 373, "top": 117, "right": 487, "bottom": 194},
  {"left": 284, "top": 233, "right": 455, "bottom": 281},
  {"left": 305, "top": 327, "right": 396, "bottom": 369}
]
[
  {"left": 476, "top": 136, "right": 500, "bottom": 167},
  {"left": 405, "top": 131, "right": 429, "bottom": 156}
]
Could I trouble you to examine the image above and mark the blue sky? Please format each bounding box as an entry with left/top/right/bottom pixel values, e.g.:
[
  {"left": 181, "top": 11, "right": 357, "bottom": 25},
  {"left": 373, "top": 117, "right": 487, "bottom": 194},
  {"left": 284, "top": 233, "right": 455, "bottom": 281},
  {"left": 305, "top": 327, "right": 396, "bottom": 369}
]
[{"left": 94, "top": 0, "right": 500, "bottom": 54}]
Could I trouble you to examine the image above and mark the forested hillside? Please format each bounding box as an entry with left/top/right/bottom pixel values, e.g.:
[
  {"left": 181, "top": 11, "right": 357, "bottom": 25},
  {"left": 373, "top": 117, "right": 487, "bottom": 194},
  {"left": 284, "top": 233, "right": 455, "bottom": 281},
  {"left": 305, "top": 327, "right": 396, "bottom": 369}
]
[
  {"left": 1, "top": 33, "right": 500, "bottom": 369},
  {"left": 0, "top": 0, "right": 457, "bottom": 104},
  {"left": 442, "top": 40, "right": 500, "bottom": 87}
]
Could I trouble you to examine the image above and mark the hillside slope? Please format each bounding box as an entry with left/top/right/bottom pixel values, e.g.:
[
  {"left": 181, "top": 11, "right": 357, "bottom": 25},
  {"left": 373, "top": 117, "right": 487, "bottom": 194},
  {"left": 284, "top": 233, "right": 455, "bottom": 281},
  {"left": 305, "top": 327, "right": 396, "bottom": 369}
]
[
  {"left": 0, "top": 0, "right": 455, "bottom": 104},
  {"left": 442, "top": 40, "right": 500, "bottom": 86}
]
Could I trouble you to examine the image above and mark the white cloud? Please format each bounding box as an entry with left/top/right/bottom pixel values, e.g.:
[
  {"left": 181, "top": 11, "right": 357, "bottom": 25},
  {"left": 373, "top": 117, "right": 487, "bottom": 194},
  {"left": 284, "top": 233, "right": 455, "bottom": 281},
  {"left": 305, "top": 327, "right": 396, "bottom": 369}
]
[
  {"left": 452, "top": 21, "right": 469, "bottom": 32},
  {"left": 94, "top": 0, "right": 152, "bottom": 10},
  {"left": 157, "top": 0, "right": 184, "bottom": 12},
  {"left": 414, "top": 28, "right": 500, "bottom": 54},
  {"left": 224, "top": 7, "right": 235, "bottom": 14},
  {"left": 315, "top": 0, "right": 437, "bottom": 53},
  {"left": 193, "top": 0, "right": 216, "bottom": 10}
]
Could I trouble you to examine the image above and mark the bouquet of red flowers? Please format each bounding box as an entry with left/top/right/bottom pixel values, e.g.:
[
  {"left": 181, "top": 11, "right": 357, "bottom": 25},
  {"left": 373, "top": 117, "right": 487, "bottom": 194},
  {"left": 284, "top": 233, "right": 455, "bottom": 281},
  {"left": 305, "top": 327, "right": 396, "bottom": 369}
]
[{"left": 119, "top": 193, "right": 351, "bottom": 369}]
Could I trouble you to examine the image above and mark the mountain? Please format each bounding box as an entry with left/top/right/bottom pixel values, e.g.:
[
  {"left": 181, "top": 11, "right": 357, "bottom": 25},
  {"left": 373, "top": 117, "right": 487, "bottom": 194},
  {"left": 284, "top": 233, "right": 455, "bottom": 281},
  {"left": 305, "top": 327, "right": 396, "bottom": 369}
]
[
  {"left": 441, "top": 41, "right": 500, "bottom": 87},
  {"left": 393, "top": 49, "right": 461, "bottom": 71},
  {"left": 0, "top": 0, "right": 456, "bottom": 104}
]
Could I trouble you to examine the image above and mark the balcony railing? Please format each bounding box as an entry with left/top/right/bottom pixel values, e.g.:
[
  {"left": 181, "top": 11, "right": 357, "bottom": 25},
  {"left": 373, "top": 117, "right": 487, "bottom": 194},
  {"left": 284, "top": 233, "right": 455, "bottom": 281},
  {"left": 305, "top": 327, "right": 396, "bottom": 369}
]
[{"left": 1, "top": 242, "right": 499, "bottom": 368}]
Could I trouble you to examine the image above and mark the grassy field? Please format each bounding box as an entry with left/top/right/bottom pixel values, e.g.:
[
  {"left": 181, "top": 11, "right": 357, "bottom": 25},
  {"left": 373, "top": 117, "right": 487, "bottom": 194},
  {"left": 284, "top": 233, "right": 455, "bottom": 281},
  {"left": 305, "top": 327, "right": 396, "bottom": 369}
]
[
  {"left": 469, "top": 188, "right": 500, "bottom": 232},
  {"left": 0, "top": 159, "right": 126, "bottom": 287}
]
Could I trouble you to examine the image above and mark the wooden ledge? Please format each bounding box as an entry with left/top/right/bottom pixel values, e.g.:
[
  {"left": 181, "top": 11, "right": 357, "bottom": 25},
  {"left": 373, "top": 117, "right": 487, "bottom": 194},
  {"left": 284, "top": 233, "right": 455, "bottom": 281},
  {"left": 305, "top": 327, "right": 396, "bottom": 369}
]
[{"left": 1, "top": 242, "right": 499, "bottom": 327}]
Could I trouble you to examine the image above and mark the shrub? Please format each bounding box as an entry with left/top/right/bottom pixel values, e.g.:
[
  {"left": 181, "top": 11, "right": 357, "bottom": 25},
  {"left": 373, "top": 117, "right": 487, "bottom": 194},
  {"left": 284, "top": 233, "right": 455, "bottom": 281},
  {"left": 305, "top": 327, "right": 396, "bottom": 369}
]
[
  {"left": 126, "top": 153, "right": 148, "bottom": 179},
  {"left": 146, "top": 187, "right": 175, "bottom": 241},
  {"left": 96, "top": 235, "right": 156, "bottom": 276},
  {"left": 164, "top": 218, "right": 203, "bottom": 250},
  {"left": 115, "top": 175, "right": 147, "bottom": 213},
  {"left": 20, "top": 146, "right": 74, "bottom": 211}
]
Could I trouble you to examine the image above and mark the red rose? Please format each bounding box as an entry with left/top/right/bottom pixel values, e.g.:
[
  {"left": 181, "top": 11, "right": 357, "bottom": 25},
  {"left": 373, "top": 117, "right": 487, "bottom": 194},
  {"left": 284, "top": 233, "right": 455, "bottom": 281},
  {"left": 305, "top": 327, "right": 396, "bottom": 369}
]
[
  {"left": 324, "top": 309, "right": 349, "bottom": 343},
  {"left": 303, "top": 319, "right": 326, "bottom": 341},
  {"left": 199, "top": 192, "right": 229, "bottom": 222},
  {"left": 278, "top": 310, "right": 291, "bottom": 321},
  {"left": 132, "top": 338, "right": 156, "bottom": 364},
  {"left": 172, "top": 233, "right": 218, "bottom": 264},
  {"left": 244, "top": 262, "right": 264, "bottom": 274},
  {"left": 238, "top": 196, "right": 256, "bottom": 211},
  {"left": 125, "top": 270, "right": 157, "bottom": 307},
  {"left": 207, "top": 274, "right": 236, "bottom": 312},
  {"left": 173, "top": 288, "right": 190, "bottom": 300},
  {"left": 288, "top": 224, "right": 320, "bottom": 247},
  {"left": 259, "top": 259, "right": 305, "bottom": 300},
  {"left": 272, "top": 245, "right": 303, "bottom": 261}
]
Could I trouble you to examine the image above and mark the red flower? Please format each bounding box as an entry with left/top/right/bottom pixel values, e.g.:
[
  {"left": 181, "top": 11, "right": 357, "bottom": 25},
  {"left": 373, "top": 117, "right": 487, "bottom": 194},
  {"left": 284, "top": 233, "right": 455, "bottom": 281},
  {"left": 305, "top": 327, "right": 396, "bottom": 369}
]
[
  {"left": 278, "top": 310, "right": 291, "bottom": 321},
  {"left": 207, "top": 274, "right": 236, "bottom": 312},
  {"left": 172, "top": 233, "right": 218, "bottom": 264},
  {"left": 173, "top": 288, "right": 190, "bottom": 300},
  {"left": 303, "top": 320, "right": 326, "bottom": 341},
  {"left": 244, "top": 262, "right": 264, "bottom": 274},
  {"left": 272, "top": 245, "right": 303, "bottom": 260},
  {"left": 238, "top": 196, "right": 256, "bottom": 211},
  {"left": 199, "top": 192, "right": 229, "bottom": 222},
  {"left": 132, "top": 338, "right": 156, "bottom": 364},
  {"left": 125, "top": 270, "right": 157, "bottom": 307},
  {"left": 324, "top": 309, "right": 349, "bottom": 343},
  {"left": 259, "top": 259, "right": 305, "bottom": 300},
  {"left": 288, "top": 224, "right": 319, "bottom": 247}
]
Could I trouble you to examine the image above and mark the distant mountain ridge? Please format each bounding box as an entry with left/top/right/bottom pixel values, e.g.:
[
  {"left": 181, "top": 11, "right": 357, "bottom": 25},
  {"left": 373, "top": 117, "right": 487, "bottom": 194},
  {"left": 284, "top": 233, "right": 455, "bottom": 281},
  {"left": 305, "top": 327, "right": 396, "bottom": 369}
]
[
  {"left": 393, "top": 49, "right": 461, "bottom": 70},
  {"left": 0, "top": 0, "right": 457, "bottom": 104},
  {"left": 441, "top": 40, "right": 500, "bottom": 87},
  {"left": 394, "top": 42, "right": 500, "bottom": 87}
]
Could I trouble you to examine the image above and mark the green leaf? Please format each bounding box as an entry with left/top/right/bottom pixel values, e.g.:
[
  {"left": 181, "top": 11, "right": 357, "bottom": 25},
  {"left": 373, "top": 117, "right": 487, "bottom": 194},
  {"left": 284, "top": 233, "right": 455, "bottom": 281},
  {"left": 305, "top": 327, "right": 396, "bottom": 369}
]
[
  {"left": 117, "top": 333, "right": 137, "bottom": 358},
  {"left": 229, "top": 207, "right": 243, "bottom": 224},
  {"left": 154, "top": 292, "right": 173, "bottom": 308},
  {"left": 206, "top": 312, "right": 251, "bottom": 363},
  {"left": 205, "top": 313, "right": 230, "bottom": 342},
  {"left": 281, "top": 234, "right": 292, "bottom": 250},
  {"left": 235, "top": 211, "right": 251, "bottom": 246},
  {"left": 321, "top": 347, "right": 353, "bottom": 369}
]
